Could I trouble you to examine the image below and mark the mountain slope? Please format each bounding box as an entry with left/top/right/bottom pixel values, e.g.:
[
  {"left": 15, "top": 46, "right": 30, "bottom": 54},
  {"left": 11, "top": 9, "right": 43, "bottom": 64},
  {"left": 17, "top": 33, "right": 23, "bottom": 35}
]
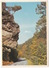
[{"left": 18, "top": 33, "right": 47, "bottom": 65}]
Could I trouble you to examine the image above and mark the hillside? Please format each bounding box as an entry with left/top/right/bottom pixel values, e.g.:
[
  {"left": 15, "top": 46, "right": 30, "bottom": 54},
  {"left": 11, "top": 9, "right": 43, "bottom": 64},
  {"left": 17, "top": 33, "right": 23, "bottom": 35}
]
[
  {"left": 18, "top": 2, "right": 47, "bottom": 65},
  {"left": 18, "top": 33, "right": 47, "bottom": 65}
]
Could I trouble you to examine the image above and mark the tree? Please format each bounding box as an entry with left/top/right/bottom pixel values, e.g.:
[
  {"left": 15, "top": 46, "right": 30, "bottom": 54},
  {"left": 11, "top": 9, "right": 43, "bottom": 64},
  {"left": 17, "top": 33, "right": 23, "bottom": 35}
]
[
  {"left": 36, "top": 16, "right": 46, "bottom": 32},
  {"left": 36, "top": 2, "right": 46, "bottom": 16},
  {"left": 35, "top": 2, "right": 46, "bottom": 38}
]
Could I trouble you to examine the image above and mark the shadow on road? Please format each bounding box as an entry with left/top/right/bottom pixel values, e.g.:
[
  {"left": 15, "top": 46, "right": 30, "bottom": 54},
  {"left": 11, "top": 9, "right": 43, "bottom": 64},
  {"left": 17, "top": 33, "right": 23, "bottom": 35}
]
[{"left": 16, "top": 58, "right": 26, "bottom": 62}]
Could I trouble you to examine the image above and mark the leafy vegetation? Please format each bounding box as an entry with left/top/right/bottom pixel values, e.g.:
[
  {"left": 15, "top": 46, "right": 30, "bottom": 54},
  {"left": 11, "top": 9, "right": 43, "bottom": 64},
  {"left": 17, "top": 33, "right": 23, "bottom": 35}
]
[{"left": 18, "top": 2, "right": 47, "bottom": 65}]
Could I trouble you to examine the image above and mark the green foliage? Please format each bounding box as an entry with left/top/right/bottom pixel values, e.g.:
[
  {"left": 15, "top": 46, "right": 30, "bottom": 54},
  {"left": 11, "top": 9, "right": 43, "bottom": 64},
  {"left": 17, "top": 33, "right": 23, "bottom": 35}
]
[
  {"left": 18, "top": 37, "right": 47, "bottom": 65},
  {"left": 35, "top": 2, "right": 46, "bottom": 39},
  {"left": 18, "top": 24, "right": 47, "bottom": 65},
  {"left": 35, "top": 2, "right": 46, "bottom": 38},
  {"left": 36, "top": 2, "right": 46, "bottom": 16},
  {"left": 18, "top": 2, "right": 47, "bottom": 65},
  {"left": 36, "top": 16, "right": 46, "bottom": 33}
]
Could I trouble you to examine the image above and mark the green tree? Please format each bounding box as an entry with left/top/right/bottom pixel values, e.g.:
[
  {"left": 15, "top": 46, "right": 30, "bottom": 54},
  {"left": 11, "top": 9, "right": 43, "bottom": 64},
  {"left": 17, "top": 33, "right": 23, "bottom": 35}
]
[
  {"left": 36, "top": 2, "right": 46, "bottom": 16},
  {"left": 35, "top": 2, "right": 46, "bottom": 38},
  {"left": 36, "top": 16, "right": 46, "bottom": 32}
]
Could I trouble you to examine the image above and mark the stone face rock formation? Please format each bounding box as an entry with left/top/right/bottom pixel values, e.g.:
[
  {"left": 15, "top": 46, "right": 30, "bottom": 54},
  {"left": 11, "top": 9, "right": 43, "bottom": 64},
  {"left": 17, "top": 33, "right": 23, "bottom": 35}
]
[{"left": 2, "top": 3, "right": 21, "bottom": 62}]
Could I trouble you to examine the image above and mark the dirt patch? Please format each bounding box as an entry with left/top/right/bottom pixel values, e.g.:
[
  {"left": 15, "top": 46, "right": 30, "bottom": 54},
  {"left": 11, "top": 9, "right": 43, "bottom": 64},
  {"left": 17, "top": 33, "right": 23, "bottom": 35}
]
[{"left": 2, "top": 61, "right": 13, "bottom": 65}]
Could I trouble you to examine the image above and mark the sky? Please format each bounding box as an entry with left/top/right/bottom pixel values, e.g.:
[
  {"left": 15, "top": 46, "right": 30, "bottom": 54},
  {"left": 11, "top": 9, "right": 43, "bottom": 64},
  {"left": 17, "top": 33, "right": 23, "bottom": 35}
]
[{"left": 6, "top": 2, "right": 41, "bottom": 44}]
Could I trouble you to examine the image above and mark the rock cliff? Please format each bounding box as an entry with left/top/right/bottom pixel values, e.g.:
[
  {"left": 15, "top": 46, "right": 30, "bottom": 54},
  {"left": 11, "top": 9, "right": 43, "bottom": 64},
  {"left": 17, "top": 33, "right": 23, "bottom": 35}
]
[{"left": 2, "top": 3, "right": 21, "bottom": 62}]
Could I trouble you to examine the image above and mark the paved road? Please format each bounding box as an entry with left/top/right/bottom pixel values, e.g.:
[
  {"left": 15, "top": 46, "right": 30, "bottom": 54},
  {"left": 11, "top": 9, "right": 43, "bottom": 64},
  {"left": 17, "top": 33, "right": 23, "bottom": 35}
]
[{"left": 10, "top": 58, "right": 28, "bottom": 65}]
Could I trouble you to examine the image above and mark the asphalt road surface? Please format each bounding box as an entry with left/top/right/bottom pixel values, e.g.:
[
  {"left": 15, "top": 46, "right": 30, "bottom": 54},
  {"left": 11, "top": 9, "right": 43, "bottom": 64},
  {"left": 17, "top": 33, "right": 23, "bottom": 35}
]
[{"left": 10, "top": 58, "right": 28, "bottom": 65}]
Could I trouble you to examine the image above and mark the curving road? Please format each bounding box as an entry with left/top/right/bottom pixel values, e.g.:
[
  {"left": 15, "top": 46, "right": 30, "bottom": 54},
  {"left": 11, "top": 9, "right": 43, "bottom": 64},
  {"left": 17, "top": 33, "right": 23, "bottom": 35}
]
[{"left": 10, "top": 58, "right": 28, "bottom": 65}]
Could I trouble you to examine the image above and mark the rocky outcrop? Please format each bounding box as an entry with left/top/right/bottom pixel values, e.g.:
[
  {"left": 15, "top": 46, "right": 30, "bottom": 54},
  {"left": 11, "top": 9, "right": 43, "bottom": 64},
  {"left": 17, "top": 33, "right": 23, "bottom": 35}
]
[{"left": 2, "top": 3, "right": 20, "bottom": 62}]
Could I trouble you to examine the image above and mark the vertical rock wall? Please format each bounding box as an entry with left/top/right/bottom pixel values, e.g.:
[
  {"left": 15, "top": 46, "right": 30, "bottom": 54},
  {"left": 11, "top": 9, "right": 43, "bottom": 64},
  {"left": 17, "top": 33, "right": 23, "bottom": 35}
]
[{"left": 2, "top": 3, "right": 20, "bottom": 62}]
